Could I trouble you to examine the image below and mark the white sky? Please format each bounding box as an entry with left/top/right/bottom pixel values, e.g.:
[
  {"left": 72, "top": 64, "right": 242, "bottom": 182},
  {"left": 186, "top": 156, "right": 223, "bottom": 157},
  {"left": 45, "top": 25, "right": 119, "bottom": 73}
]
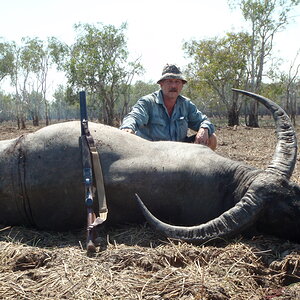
[{"left": 1, "top": 0, "right": 300, "bottom": 94}]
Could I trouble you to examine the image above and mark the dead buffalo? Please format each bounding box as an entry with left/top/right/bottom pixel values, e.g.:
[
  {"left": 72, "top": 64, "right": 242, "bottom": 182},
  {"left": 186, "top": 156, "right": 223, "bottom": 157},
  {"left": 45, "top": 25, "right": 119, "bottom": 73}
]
[{"left": 0, "top": 90, "right": 299, "bottom": 244}]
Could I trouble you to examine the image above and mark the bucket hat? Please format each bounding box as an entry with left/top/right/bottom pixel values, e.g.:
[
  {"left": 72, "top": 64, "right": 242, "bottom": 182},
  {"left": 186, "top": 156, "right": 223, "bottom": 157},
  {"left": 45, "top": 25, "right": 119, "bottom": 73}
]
[{"left": 157, "top": 64, "right": 187, "bottom": 84}]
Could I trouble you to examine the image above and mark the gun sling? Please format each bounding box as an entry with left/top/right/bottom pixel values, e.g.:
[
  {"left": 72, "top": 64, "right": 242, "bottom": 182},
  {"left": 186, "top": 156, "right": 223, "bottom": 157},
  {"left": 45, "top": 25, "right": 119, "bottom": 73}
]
[
  {"left": 85, "top": 132, "right": 108, "bottom": 227},
  {"left": 90, "top": 144, "right": 108, "bottom": 226}
]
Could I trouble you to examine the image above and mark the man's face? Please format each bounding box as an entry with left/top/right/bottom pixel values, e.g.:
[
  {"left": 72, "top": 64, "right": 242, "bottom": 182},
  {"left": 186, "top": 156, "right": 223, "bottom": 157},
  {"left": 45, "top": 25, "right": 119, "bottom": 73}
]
[{"left": 160, "top": 79, "right": 184, "bottom": 99}]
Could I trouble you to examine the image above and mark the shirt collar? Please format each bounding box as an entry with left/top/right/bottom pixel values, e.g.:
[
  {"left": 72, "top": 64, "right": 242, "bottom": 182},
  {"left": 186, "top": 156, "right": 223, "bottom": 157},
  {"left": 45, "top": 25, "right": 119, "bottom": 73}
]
[
  {"left": 156, "top": 89, "right": 184, "bottom": 105},
  {"left": 156, "top": 90, "right": 164, "bottom": 104}
]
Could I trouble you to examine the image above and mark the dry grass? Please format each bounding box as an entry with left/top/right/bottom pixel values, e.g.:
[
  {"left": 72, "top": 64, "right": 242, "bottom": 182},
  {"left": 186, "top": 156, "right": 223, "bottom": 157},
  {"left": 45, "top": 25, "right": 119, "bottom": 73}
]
[
  {"left": 1, "top": 226, "right": 300, "bottom": 300},
  {"left": 0, "top": 119, "right": 300, "bottom": 299}
]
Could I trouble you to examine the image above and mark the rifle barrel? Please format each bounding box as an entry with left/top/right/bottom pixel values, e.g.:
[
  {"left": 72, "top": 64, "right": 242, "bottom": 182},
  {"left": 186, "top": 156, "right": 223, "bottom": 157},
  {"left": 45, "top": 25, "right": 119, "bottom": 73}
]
[{"left": 79, "top": 91, "right": 88, "bottom": 135}]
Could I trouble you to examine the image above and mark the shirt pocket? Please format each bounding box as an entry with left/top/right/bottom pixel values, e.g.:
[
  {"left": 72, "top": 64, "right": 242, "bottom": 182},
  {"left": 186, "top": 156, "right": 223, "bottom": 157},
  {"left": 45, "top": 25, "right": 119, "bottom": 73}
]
[
  {"left": 149, "top": 118, "right": 167, "bottom": 140},
  {"left": 176, "top": 116, "right": 189, "bottom": 141}
]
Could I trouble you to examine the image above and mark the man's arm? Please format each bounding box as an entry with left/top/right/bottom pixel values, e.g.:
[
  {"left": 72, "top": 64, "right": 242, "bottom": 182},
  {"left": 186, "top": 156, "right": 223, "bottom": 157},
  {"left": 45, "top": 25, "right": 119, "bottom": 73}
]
[
  {"left": 187, "top": 101, "right": 215, "bottom": 133},
  {"left": 194, "top": 127, "right": 209, "bottom": 145},
  {"left": 120, "top": 98, "right": 150, "bottom": 134},
  {"left": 184, "top": 99, "right": 216, "bottom": 147},
  {"left": 121, "top": 128, "right": 135, "bottom": 134}
]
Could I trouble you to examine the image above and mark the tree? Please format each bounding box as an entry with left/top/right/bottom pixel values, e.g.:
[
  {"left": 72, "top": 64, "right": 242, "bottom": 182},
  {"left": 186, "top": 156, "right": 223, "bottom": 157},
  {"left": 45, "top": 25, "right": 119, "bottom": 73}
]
[
  {"left": 20, "top": 37, "right": 45, "bottom": 126},
  {"left": 184, "top": 32, "right": 252, "bottom": 126},
  {"left": 8, "top": 41, "right": 27, "bottom": 129},
  {"left": 281, "top": 51, "right": 300, "bottom": 125},
  {"left": 21, "top": 37, "right": 63, "bottom": 126},
  {"left": 229, "top": 0, "right": 300, "bottom": 127},
  {"left": 0, "top": 37, "right": 65, "bottom": 128},
  {"left": 64, "top": 22, "right": 143, "bottom": 126},
  {"left": 51, "top": 85, "right": 78, "bottom": 121},
  {"left": 0, "top": 91, "right": 14, "bottom": 122},
  {"left": 27, "top": 90, "right": 44, "bottom": 125},
  {"left": 120, "top": 80, "right": 157, "bottom": 116},
  {"left": 0, "top": 39, "right": 14, "bottom": 82},
  {"left": 4, "top": 38, "right": 47, "bottom": 128}
]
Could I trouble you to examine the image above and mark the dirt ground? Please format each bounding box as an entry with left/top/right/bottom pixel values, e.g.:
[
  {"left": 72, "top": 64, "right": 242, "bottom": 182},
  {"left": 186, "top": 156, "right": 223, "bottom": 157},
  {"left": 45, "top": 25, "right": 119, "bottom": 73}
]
[{"left": 0, "top": 119, "right": 299, "bottom": 299}]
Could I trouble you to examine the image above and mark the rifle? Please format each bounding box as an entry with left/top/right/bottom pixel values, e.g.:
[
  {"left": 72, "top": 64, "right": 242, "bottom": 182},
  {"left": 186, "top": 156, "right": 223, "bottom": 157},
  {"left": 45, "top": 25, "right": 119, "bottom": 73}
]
[{"left": 79, "top": 91, "right": 108, "bottom": 253}]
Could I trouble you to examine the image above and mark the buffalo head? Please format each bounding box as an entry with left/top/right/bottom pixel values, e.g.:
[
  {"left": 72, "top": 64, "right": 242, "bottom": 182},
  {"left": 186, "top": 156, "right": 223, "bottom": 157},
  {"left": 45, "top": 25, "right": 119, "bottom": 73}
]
[{"left": 135, "top": 89, "right": 300, "bottom": 243}]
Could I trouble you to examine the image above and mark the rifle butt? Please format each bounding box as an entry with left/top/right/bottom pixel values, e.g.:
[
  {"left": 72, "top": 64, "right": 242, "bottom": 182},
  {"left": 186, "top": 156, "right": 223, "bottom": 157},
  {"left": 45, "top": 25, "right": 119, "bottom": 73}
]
[{"left": 86, "top": 208, "right": 96, "bottom": 254}]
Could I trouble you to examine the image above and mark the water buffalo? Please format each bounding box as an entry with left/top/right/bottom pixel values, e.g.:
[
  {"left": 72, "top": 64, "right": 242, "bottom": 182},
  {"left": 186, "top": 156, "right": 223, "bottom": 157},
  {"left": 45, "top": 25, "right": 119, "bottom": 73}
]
[{"left": 0, "top": 90, "right": 299, "bottom": 244}]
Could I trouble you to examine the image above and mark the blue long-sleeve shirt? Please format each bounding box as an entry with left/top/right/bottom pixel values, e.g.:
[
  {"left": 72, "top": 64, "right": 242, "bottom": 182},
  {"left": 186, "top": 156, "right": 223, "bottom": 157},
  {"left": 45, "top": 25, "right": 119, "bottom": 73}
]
[{"left": 120, "top": 90, "right": 215, "bottom": 141}]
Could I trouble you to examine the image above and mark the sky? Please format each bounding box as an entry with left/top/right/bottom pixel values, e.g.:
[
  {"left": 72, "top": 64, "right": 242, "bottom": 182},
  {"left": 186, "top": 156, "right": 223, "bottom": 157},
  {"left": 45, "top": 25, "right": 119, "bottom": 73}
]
[{"left": 1, "top": 0, "right": 300, "bottom": 95}]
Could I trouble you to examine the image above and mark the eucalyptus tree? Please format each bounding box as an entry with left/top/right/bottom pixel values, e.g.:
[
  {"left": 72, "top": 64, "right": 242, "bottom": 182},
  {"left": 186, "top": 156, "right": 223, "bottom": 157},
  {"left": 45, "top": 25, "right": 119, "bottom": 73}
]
[
  {"left": 0, "top": 40, "right": 24, "bottom": 126},
  {"left": 0, "top": 37, "right": 63, "bottom": 127},
  {"left": 65, "top": 22, "right": 143, "bottom": 125},
  {"left": 0, "top": 92, "right": 14, "bottom": 122},
  {"left": 229, "top": 0, "right": 300, "bottom": 127},
  {"left": 3, "top": 38, "right": 47, "bottom": 128},
  {"left": 0, "top": 39, "right": 14, "bottom": 82},
  {"left": 7, "top": 41, "right": 26, "bottom": 128},
  {"left": 184, "top": 32, "right": 252, "bottom": 126},
  {"left": 119, "top": 80, "right": 157, "bottom": 119},
  {"left": 19, "top": 37, "right": 46, "bottom": 126},
  {"left": 0, "top": 40, "right": 16, "bottom": 122},
  {"left": 21, "top": 37, "right": 62, "bottom": 126},
  {"left": 51, "top": 84, "right": 78, "bottom": 121},
  {"left": 27, "top": 90, "right": 44, "bottom": 125},
  {"left": 281, "top": 52, "right": 300, "bottom": 125}
]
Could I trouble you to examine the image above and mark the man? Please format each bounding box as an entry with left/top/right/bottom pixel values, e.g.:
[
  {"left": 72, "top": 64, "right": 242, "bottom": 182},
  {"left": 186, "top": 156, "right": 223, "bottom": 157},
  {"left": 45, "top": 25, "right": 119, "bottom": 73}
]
[{"left": 120, "top": 64, "right": 217, "bottom": 150}]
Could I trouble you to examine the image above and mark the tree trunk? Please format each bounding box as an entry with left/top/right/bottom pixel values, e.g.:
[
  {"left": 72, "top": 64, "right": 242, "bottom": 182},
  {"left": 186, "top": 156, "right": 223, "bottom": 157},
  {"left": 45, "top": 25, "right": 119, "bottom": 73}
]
[
  {"left": 106, "top": 106, "right": 114, "bottom": 126},
  {"left": 32, "top": 114, "right": 39, "bottom": 126},
  {"left": 45, "top": 101, "right": 49, "bottom": 126},
  {"left": 104, "top": 96, "right": 115, "bottom": 126},
  {"left": 21, "top": 117, "right": 26, "bottom": 129},
  {"left": 227, "top": 99, "right": 240, "bottom": 126},
  {"left": 227, "top": 92, "right": 240, "bottom": 126},
  {"left": 248, "top": 101, "right": 259, "bottom": 128},
  {"left": 228, "top": 109, "right": 240, "bottom": 127},
  {"left": 290, "top": 92, "right": 297, "bottom": 126}
]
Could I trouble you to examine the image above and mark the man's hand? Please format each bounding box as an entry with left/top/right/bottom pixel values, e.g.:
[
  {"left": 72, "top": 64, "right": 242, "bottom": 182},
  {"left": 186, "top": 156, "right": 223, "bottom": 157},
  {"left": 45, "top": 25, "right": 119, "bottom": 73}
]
[
  {"left": 194, "top": 128, "right": 209, "bottom": 145},
  {"left": 121, "top": 128, "right": 135, "bottom": 134}
]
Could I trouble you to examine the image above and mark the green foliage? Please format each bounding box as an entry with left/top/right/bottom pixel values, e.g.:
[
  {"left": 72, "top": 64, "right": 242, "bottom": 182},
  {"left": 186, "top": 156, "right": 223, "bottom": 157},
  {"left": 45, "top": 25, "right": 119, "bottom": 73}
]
[
  {"left": 261, "top": 81, "right": 285, "bottom": 102},
  {"left": 20, "top": 37, "right": 44, "bottom": 73},
  {"left": 1, "top": 9, "right": 299, "bottom": 125},
  {"left": 51, "top": 85, "right": 78, "bottom": 120},
  {"left": 130, "top": 81, "right": 157, "bottom": 103},
  {"left": 184, "top": 32, "right": 251, "bottom": 90},
  {"left": 0, "top": 91, "right": 14, "bottom": 121},
  {"left": 239, "top": 0, "right": 300, "bottom": 28},
  {"left": 0, "top": 23, "right": 145, "bottom": 125},
  {"left": 69, "top": 22, "right": 127, "bottom": 87},
  {"left": 229, "top": 0, "right": 300, "bottom": 126},
  {"left": 0, "top": 39, "right": 15, "bottom": 82},
  {"left": 183, "top": 32, "right": 252, "bottom": 125},
  {"left": 47, "top": 37, "right": 69, "bottom": 71},
  {"left": 64, "top": 22, "right": 143, "bottom": 125}
]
